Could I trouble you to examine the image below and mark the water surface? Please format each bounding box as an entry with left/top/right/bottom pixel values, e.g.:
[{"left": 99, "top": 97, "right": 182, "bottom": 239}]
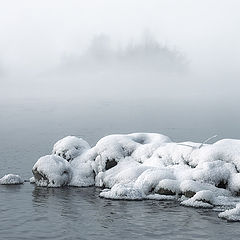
[
  {"left": 1, "top": 185, "right": 240, "bottom": 240},
  {"left": 0, "top": 98, "right": 240, "bottom": 239}
]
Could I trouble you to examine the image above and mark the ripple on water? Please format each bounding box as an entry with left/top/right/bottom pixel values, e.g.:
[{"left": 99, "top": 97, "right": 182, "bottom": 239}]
[{"left": 1, "top": 183, "right": 240, "bottom": 239}]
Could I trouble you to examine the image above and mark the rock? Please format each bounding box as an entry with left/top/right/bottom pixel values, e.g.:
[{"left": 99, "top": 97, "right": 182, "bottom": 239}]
[
  {"left": 32, "top": 168, "right": 49, "bottom": 183},
  {"left": 155, "top": 187, "right": 176, "bottom": 195},
  {"left": 234, "top": 191, "right": 240, "bottom": 196},
  {"left": 196, "top": 199, "right": 212, "bottom": 205},
  {"left": 216, "top": 180, "right": 227, "bottom": 189},
  {"left": 105, "top": 159, "right": 117, "bottom": 170},
  {"left": 29, "top": 177, "right": 35, "bottom": 184},
  {"left": 183, "top": 190, "right": 196, "bottom": 198},
  {"left": 32, "top": 155, "right": 72, "bottom": 187},
  {"left": 53, "top": 136, "right": 90, "bottom": 161},
  {"left": 0, "top": 174, "right": 24, "bottom": 185}
]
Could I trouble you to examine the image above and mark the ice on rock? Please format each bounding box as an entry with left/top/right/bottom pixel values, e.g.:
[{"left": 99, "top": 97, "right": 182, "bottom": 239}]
[
  {"left": 149, "top": 142, "right": 196, "bottom": 167},
  {"left": 219, "top": 203, "right": 240, "bottom": 221},
  {"left": 190, "top": 139, "right": 240, "bottom": 170},
  {"left": 180, "top": 180, "right": 230, "bottom": 198},
  {"left": 129, "top": 133, "right": 171, "bottom": 162},
  {"left": 134, "top": 168, "right": 175, "bottom": 195},
  {"left": 181, "top": 190, "right": 214, "bottom": 208},
  {"left": 146, "top": 194, "right": 176, "bottom": 200},
  {"left": 69, "top": 157, "right": 95, "bottom": 187},
  {"left": 92, "top": 133, "right": 171, "bottom": 173},
  {"left": 95, "top": 158, "right": 143, "bottom": 188},
  {"left": 32, "top": 155, "right": 72, "bottom": 187},
  {"left": 0, "top": 174, "right": 24, "bottom": 185},
  {"left": 53, "top": 136, "right": 90, "bottom": 161},
  {"left": 31, "top": 133, "right": 240, "bottom": 221},
  {"left": 100, "top": 183, "right": 145, "bottom": 200},
  {"left": 155, "top": 179, "right": 180, "bottom": 195},
  {"left": 228, "top": 173, "right": 240, "bottom": 194},
  {"left": 192, "top": 160, "right": 235, "bottom": 187}
]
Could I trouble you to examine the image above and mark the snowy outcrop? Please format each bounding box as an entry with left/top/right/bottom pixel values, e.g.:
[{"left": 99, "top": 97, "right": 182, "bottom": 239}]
[
  {"left": 32, "top": 155, "right": 72, "bottom": 187},
  {"left": 219, "top": 204, "right": 240, "bottom": 221},
  {"left": 53, "top": 136, "right": 90, "bottom": 161},
  {"left": 31, "top": 133, "right": 240, "bottom": 221},
  {"left": 91, "top": 133, "right": 171, "bottom": 173},
  {"left": 0, "top": 174, "right": 24, "bottom": 185}
]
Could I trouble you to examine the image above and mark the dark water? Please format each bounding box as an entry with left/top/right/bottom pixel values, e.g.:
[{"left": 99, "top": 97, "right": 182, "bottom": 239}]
[
  {"left": 1, "top": 98, "right": 240, "bottom": 239},
  {"left": 1, "top": 185, "right": 240, "bottom": 240}
]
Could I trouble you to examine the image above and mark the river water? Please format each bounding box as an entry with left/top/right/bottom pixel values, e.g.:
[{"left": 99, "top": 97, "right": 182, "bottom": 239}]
[{"left": 0, "top": 97, "right": 240, "bottom": 239}]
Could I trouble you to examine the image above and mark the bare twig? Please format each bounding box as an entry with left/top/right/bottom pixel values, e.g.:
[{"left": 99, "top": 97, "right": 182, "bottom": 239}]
[{"left": 177, "top": 135, "right": 218, "bottom": 149}]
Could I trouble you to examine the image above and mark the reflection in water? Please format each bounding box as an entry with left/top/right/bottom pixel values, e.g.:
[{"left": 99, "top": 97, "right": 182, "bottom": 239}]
[{"left": 0, "top": 184, "right": 23, "bottom": 193}]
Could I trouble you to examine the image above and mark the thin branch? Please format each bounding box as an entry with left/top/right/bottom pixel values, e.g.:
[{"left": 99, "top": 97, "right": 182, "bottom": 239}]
[
  {"left": 177, "top": 135, "right": 218, "bottom": 149},
  {"left": 177, "top": 143, "right": 195, "bottom": 149},
  {"left": 199, "top": 135, "right": 217, "bottom": 149}
]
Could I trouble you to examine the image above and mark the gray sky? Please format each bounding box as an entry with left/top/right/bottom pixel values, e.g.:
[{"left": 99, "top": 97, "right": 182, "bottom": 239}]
[{"left": 0, "top": 0, "right": 240, "bottom": 100}]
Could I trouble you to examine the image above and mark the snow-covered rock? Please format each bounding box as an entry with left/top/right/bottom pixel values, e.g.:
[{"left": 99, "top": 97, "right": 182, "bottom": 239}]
[
  {"left": 53, "top": 136, "right": 90, "bottom": 161},
  {"left": 92, "top": 133, "right": 171, "bottom": 173},
  {"left": 0, "top": 174, "right": 24, "bottom": 185},
  {"left": 29, "top": 176, "right": 35, "bottom": 184},
  {"left": 155, "top": 179, "right": 180, "bottom": 195},
  {"left": 32, "top": 155, "right": 72, "bottom": 187},
  {"left": 100, "top": 183, "right": 145, "bottom": 200},
  {"left": 30, "top": 133, "right": 240, "bottom": 221},
  {"left": 181, "top": 190, "right": 215, "bottom": 208},
  {"left": 69, "top": 157, "right": 95, "bottom": 187},
  {"left": 219, "top": 203, "right": 240, "bottom": 221}
]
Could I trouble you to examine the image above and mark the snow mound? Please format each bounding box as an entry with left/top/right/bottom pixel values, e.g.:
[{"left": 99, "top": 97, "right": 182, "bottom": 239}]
[
  {"left": 69, "top": 157, "right": 95, "bottom": 187},
  {"left": 92, "top": 133, "right": 171, "bottom": 173},
  {"left": 32, "top": 155, "right": 72, "bottom": 187},
  {"left": 100, "top": 183, "right": 144, "bottom": 200},
  {"left": 181, "top": 190, "right": 214, "bottom": 208},
  {"left": 0, "top": 174, "right": 24, "bottom": 185},
  {"left": 31, "top": 133, "right": 240, "bottom": 221},
  {"left": 53, "top": 136, "right": 90, "bottom": 161},
  {"left": 219, "top": 203, "right": 240, "bottom": 221}
]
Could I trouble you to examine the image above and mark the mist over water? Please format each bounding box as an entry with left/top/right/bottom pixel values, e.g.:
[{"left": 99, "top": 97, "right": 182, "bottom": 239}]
[
  {"left": 1, "top": 0, "right": 240, "bottom": 167},
  {"left": 1, "top": 0, "right": 240, "bottom": 168},
  {"left": 0, "top": 0, "right": 240, "bottom": 103},
  {"left": 1, "top": 1, "right": 240, "bottom": 239},
  {"left": 1, "top": 33, "right": 188, "bottom": 100}
]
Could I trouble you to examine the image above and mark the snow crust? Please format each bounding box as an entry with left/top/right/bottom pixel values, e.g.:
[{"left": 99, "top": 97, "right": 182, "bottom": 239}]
[
  {"left": 0, "top": 174, "right": 24, "bottom": 185},
  {"left": 53, "top": 136, "right": 90, "bottom": 161},
  {"left": 31, "top": 133, "right": 240, "bottom": 221},
  {"left": 32, "top": 155, "right": 72, "bottom": 187},
  {"left": 219, "top": 203, "right": 240, "bottom": 221}
]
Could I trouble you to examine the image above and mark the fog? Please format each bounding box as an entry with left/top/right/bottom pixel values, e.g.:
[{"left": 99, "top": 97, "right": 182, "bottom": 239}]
[
  {"left": 1, "top": 0, "right": 240, "bottom": 167},
  {"left": 0, "top": 0, "right": 240, "bottom": 102}
]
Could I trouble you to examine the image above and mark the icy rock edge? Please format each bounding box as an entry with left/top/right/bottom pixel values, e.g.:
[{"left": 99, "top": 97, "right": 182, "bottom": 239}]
[
  {"left": 0, "top": 174, "right": 24, "bottom": 185},
  {"left": 31, "top": 133, "right": 240, "bottom": 221}
]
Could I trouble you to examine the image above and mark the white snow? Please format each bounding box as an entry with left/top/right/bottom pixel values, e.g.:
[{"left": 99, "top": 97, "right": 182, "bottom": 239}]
[
  {"left": 53, "top": 136, "right": 90, "bottom": 161},
  {"left": 0, "top": 174, "right": 24, "bottom": 185},
  {"left": 179, "top": 180, "right": 230, "bottom": 197},
  {"left": 69, "top": 157, "right": 95, "bottom": 187},
  {"left": 180, "top": 190, "right": 214, "bottom": 208},
  {"left": 219, "top": 203, "right": 240, "bottom": 221},
  {"left": 32, "top": 155, "right": 72, "bottom": 187},
  {"left": 100, "top": 183, "right": 145, "bottom": 200},
  {"left": 155, "top": 179, "right": 180, "bottom": 195},
  {"left": 30, "top": 133, "right": 240, "bottom": 221},
  {"left": 145, "top": 194, "right": 176, "bottom": 200}
]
